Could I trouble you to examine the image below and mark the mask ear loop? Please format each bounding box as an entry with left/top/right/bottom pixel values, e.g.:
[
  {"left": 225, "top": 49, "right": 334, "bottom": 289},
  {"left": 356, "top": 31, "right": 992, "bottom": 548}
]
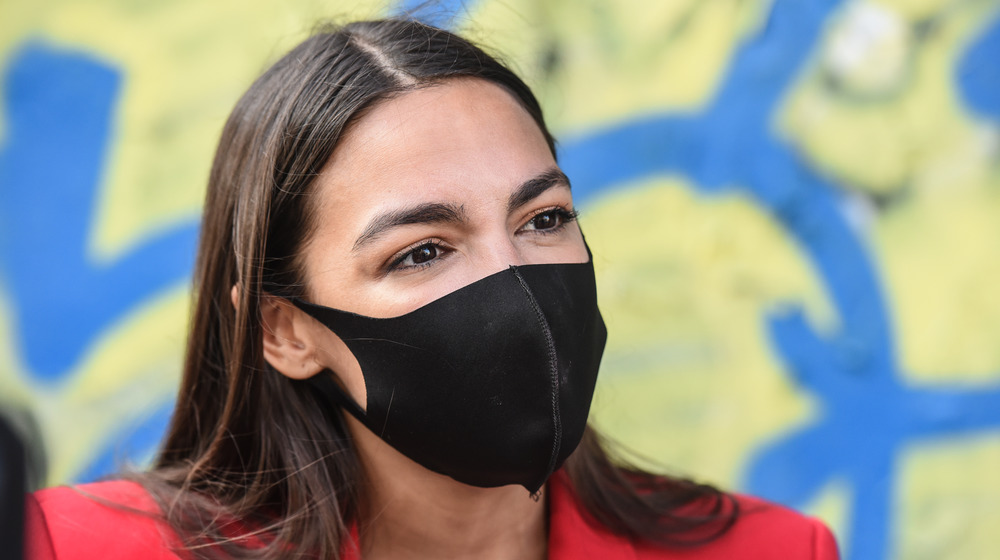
[
  {"left": 301, "top": 369, "right": 369, "bottom": 423},
  {"left": 283, "top": 296, "right": 370, "bottom": 422}
]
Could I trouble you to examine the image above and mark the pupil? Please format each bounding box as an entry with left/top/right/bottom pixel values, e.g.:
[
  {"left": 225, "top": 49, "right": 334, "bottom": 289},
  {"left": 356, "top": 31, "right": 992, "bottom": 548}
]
[
  {"left": 535, "top": 212, "right": 555, "bottom": 229},
  {"left": 412, "top": 245, "right": 436, "bottom": 264}
]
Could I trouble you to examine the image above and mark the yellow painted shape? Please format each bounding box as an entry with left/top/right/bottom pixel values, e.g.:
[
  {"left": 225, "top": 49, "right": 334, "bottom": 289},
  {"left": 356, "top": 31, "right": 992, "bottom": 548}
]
[
  {"left": 874, "top": 171, "right": 1000, "bottom": 380},
  {"left": 469, "top": 0, "right": 768, "bottom": 133},
  {"left": 897, "top": 434, "right": 1000, "bottom": 559},
  {"left": 778, "top": 1, "right": 998, "bottom": 194},
  {"left": 582, "top": 176, "right": 832, "bottom": 487}
]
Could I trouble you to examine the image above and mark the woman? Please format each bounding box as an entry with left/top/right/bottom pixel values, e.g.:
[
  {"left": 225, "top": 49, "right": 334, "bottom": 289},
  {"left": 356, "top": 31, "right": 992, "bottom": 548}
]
[{"left": 26, "top": 18, "right": 838, "bottom": 559}]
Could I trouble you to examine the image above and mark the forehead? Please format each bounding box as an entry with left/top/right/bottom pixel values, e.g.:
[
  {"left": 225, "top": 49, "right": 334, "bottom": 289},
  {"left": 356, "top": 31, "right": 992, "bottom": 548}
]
[{"left": 313, "top": 78, "right": 556, "bottom": 225}]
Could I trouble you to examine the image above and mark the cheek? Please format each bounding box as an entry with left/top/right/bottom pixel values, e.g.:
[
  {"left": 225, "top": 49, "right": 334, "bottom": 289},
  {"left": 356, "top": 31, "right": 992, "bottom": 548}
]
[{"left": 520, "top": 223, "right": 590, "bottom": 265}]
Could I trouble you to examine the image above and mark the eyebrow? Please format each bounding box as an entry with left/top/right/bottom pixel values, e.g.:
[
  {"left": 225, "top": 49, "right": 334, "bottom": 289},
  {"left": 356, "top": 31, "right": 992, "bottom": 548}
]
[
  {"left": 352, "top": 202, "right": 468, "bottom": 252},
  {"left": 506, "top": 168, "right": 571, "bottom": 214},
  {"left": 350, "top": 168, "right": 572, "bottom": 253}
]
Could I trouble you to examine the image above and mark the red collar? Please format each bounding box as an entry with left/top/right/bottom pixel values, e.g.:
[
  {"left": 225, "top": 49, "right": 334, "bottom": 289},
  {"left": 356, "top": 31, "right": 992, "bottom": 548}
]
[{"left": 546, "top": 469, "right": 638, "bottom": 560}]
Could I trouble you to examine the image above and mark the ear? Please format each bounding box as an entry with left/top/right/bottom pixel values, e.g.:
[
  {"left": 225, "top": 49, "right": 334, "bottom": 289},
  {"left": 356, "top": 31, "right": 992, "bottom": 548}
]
[{"left": 259, "top": 294, "right": 325, "bottom": 380}]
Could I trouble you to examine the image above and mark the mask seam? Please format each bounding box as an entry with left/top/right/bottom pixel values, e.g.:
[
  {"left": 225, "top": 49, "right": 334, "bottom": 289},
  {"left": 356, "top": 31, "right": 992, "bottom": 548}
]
[{"left": 511, "top": 267, "right": 562, "bottom": 493}]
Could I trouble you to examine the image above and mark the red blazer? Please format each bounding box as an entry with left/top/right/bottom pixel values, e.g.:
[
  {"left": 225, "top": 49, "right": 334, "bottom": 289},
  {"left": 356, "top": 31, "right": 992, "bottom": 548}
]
[{"left": 26, "top": 471, "right": 838, "bottom": 559}]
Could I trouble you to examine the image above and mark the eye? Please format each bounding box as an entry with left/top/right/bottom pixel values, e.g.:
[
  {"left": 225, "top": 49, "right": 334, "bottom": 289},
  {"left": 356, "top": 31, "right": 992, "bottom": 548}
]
[
  {"left": 407, "top": 244, "right": 438, "bottom": 265},
  {"left": 521, "top": 207, "right": 578, "bottom": 233},
  {"left": 389, "top": 241, "right": 447, "bottom": 272},
  {"left": 530, "top": 211, "right": 560, "bottom": 230}
]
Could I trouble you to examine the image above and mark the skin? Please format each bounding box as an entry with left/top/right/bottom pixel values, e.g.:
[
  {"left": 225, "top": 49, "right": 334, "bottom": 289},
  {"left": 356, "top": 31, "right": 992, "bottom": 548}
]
[{"left": 259, "top": 78, "right": 588, "bottom": 560}]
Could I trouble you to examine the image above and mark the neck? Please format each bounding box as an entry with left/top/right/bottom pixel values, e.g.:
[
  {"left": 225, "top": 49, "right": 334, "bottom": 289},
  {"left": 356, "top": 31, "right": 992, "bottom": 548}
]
[{"left": 348, "top": 417, "right": 548, "bottom": 560}]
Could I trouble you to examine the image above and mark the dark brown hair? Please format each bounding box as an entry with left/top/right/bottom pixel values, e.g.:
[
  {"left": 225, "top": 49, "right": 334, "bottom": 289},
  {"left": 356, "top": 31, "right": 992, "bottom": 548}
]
[{"left": 142, "top": 18, "right": 737, "bottom": 559}]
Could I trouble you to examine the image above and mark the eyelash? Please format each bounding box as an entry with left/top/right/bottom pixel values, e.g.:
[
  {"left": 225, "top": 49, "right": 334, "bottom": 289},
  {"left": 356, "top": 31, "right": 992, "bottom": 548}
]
[
  {"left": 386, "top": 206, "right": 579, "bottom": 273},
  {"left": 521, "top": 206, "right": 579, "bottom": 235}
]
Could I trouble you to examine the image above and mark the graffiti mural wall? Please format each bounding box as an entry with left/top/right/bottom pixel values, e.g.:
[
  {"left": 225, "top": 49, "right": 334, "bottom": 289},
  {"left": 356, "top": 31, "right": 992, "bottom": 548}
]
[{"left": 2, "top": 1, "right": 998, "bottom": 558}]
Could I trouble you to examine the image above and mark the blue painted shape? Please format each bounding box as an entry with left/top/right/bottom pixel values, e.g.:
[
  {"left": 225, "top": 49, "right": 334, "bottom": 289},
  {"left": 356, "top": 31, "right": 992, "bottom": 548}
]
[
  {"left": 958, "top": 14, "right": 1000, "bottom": 121},
  {"left": 0, "top": 42, "right": 198, "bottom": 380},
  {"left": 558, "top": 1, "right": 1000, "bottom": 558},
  {"left": 74, "top": 400, "right": 174, "bottom": 483},
  {"left": 393, "top": 0, "right": 476, "bottom": 28}
]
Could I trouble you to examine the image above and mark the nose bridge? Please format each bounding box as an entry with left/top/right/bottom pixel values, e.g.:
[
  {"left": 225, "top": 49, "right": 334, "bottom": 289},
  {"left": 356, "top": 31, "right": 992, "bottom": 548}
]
[{"left": 480, "top": 234, "right": 526, "bottom": 274}]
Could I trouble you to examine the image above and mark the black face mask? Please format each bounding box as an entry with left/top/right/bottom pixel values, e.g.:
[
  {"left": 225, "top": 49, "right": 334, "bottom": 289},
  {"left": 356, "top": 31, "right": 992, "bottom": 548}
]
[{"left": 290, "top": 258, "right": 606, "bottom": 494}]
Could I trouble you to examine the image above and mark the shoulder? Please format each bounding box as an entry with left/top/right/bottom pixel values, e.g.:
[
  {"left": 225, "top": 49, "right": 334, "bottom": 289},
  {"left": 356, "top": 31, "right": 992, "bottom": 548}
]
[
  {"left": 548, "top": 472, "right": 839, "bottom": 560},
  {"left": 633, "top": 494, "right": 839, "bottom": 560},
  {"left": 25, "top": 480, "right": 184, "bottom": 560}
]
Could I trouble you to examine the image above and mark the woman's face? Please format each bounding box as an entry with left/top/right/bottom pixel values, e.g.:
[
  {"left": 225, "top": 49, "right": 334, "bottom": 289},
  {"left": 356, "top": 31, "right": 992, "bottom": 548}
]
[{"left": 267, "top": 78, "right": 587, "bottom": 405}]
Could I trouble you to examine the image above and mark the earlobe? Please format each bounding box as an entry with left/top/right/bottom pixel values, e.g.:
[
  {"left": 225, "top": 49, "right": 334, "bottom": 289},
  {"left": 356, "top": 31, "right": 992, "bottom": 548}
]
[{"left": 260, "top": 295, "right": 325, "bottom": 380}]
